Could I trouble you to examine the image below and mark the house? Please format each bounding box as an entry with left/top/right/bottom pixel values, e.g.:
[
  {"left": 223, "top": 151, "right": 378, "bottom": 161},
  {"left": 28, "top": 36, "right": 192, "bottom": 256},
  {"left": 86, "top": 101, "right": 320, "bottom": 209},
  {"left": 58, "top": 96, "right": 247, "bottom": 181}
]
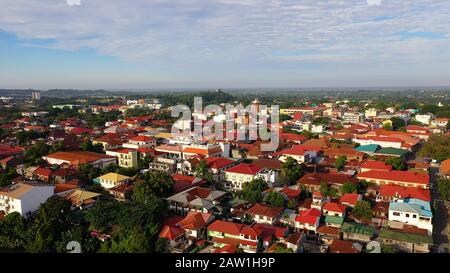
[
  {"left": 171, "top": 174, "right": 206, "bottom": 193},
  {"left": 93, "top": 134, "right": 125, "bottom": 150},
  {"left": 0, "top": 144, "right": 25, "bottom": 158},
  {"left": 123, "top": 135, "right": 156, "bottom": 149},
  {"left": 95, "top": 172, "right": 130, "bottom": 189},
  {"left": 325, "top": 147, "right": 365, "bottom": 162},
  {"left": 328, "top": 239, "right": 361, "bottom": 253},
  {"left": 388, "top": 198, "right": 433, "bottom": 235},
  {"left": 354, "top": 144, "right": 380, "bottom": 156},
  {"left": 377, "top": 185, "right": 430, "bottom": 202},
  {"left": 283, "top": 232, "right": 304, "bottom": 253},
  {"left": 440, "top": 158, "right": 450, "bottom": 178},
  {"left": 378, "top": 226, "right": 432, "bottom": 253},
  {"left": 0, "top": 182, "right": 54, "bottom": 217},
  {"left": 322, "top": 202, "right": 347, "bottom": 228},
  {"left": 276, "top": 145, "right": 319, "bottom": 163},
  {"left": 33, "top": 167, "right": 53, "bottom": 183},
  {"left": 166, "top": 187, "right": 227, "bottom": 216},
  {"left": 106, "top": 149, "right": 139, "bottom": 169},
  {"left": 317, "top": 226, "right": 340, "bottom": 245},
  {"left": 223, "top": 163, "right": 264, "bottom": 191},
  {"left": 246, "top": 203, "right": 283, "bottom": 225},
  {"left": 52, "top": 168, "right": 79, "bottom": 183},
  {"left": 204, "top": 157, "right": 238, "bottom": 182},
  {"left": 176, "top": 211, "right": 215, "bottom": 240},
  {"left": 298, "top": 173, "right": 358, "bottom": 192},
  {"left": 295, "top": 208, "right": 322, "bottom": 233},
  {"left": 339, "top": 193, "right": 362, "bottom": 207},
  {"left": 182, "top": 144, "right": 224, "bottom": 159},
  {"left": 357, "top": 170, "right": 429, "bottom": 189},
  {"left": 0, "top": 156, "right": 23, "bottom": 169},
  {"left": 341, "top": 222, "right": 375, "bottom": 243},
  {"left": 159, "top": 225, "right": 187, "bottom": 253},
  {"left": 207, "top": 220, "right": 262, "bottom": 253},
  {"left": 311, "top": 191, "right": 327, "bottom": 210},
  {"left": 42, "top": 151, "right": 116, "bottom": 168},
  {"left": 360, "top": 160, "right": 392, "bottom": 172},
  {"left": 107, "top": 183, "right": 133, "bottom": 202},
  {"left": 62, "top": 189, "right": 101, "bottom": 210}
]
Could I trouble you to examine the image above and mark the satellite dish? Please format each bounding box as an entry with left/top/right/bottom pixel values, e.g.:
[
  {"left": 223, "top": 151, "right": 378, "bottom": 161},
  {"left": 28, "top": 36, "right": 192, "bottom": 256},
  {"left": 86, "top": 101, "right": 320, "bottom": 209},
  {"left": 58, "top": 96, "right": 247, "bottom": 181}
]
[{"left": 366, "top": 241, "right": 381, "bottom": 253}]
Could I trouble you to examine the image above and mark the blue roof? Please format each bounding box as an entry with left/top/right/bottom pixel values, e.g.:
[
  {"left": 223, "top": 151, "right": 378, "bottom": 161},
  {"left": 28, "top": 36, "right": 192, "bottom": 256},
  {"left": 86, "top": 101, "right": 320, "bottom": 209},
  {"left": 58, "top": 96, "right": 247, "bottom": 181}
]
[
  {"left": 389, "top": 198, "right": 432, "bottom": 218},
  {"left": 354, "top": 144, "right": 380, "bottom": 153}
]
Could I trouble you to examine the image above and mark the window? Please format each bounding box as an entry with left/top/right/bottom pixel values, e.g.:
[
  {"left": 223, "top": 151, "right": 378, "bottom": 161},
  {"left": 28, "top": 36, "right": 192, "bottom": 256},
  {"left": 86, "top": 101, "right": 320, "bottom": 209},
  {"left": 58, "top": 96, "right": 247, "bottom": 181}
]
[
  {"left": 393, "top": 212, "right": 400, "bottom": 216},
  {"left": 405, "top": 213, "right": 410, "bottom": 218},
  {"left": 413, "top": 215, "right": 417, "bottom": 218}
]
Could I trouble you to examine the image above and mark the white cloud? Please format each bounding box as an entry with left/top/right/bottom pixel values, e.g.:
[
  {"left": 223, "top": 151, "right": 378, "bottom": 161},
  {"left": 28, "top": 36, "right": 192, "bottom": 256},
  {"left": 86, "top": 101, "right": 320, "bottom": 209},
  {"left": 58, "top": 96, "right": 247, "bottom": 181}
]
[{"left": 0, "top": 0, "right": 449, "bottom": 68}]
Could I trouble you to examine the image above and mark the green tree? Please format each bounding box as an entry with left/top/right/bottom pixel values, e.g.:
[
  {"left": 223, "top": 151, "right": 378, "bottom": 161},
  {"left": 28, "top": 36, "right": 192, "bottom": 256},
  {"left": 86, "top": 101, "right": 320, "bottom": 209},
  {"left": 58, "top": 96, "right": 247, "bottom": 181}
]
[
  {"left": 437, "top": 178, "right": 450, "bottom": 201},
  {"left": 340, "top": 182, "right": 358, "bottom": 195},
  {"left": 79, "top": 141, "right": 104, "bottom": 153},
  {"left": 240, "top": 178, "right": 267, "bottom": 203},
  {"left": 280, "top": 156, "right": 304, "bottom": 185},
  {"left": 385, "top": 157, "right": 406, "bottom": 170},
  {"left": 418, "top": 135, "right": 450, "bottom": 162},
  {"left": 0, "top": 212, "right": 28, "bottom": 249},
  {"left": 353, "top": 200, "right": 373, "bottom": 220},
  {"left": 194, "top": 160, "right": 214, "bottom": 183},
  {"left": 390, "top": 117, "right": 406, "bottom": 130},
  {"left": 273, "top": 245, "right": 294, "bottom": 253},
  {"left": 263, "top": 191, "right": 285, "bottom": 207},
  {"left": 335, "top": 156, "right": 347, "bottom": 171},
  {"left": 133, "top": 171, "right": 174, "bottom": 202}
]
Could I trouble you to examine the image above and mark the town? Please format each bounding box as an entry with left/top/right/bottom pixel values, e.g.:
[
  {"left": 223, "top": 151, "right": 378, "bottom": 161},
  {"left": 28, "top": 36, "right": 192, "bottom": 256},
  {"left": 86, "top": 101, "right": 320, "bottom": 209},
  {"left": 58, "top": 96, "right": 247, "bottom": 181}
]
[{"left": 0, "top": 89, "right": 449, "bottom": 254}]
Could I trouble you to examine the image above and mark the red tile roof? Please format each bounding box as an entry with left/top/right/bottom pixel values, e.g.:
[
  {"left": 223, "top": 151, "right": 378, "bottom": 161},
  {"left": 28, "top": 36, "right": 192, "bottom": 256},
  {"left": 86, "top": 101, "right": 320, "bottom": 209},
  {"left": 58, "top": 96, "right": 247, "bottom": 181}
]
[
  {"left": 159, "top": 225, "right": 184, "bottom": 240},
  {"left": 361, "top": 160, "right": 392, "bottom": 171},
  {"left": 224, "top": 163, "right": 262, "bottom": 175},
  {"left": 379, "top": 185, "right": 430, "bottom": 201},
  {"left": 357, "top": 170, "right": 429, "bottom": 185},
  {"left": 323, "top": 202, "right": 347, "bottom": 213},
  {"left": 129, "top": 135, "right": 154, "bottom": 142},
  {"left": 205, "top": 157, "right": 235, "bottom": 169},
  {"left": 339, "top": 193, "right": 361, "bottom": 206},
  {"left": 329, "top": 239, "right": 360, "bottom": 253},
  {"left": 295, "top": 208, "right": 321, "bottom": 225},
  {"left": 298, "top": 173, "right": 358, "bottom": 186},
  {"left": 207, "top": 220, "right": 244, "bottom": 236},
  {"left": 33, "top": 167, "right": 53, "bottom": 178},
  {"left": 246, "top": 203, "right": 283, "bottom": 218},
  {"left": 70, "top": 127, "right": 94, "bottom": 135}
]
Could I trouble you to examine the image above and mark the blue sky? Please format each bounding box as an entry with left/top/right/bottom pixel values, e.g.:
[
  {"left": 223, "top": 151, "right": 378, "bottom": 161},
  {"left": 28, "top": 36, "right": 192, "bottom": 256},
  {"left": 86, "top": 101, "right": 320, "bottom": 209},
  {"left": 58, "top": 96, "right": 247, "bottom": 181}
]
[{"left": 1, "top": 0, "right": 450, "bottom": 89}]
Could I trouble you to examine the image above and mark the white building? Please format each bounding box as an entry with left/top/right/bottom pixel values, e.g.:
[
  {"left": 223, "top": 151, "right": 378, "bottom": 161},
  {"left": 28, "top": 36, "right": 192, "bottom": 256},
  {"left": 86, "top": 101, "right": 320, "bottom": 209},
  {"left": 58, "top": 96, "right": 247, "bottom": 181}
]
[
  {"left": 388, "top": 198, "right": 433, "bottom": 235},
  {"left": 365, "top": 108, "right": 378, "bottom": 118},
  {"left": 343, "top": 112, "right": 365, "bottom": 123},
  {"left": 415, "top": 114, "right": 433, "bottom": 125},
  {"left": 122, "top": 135, "right": 156, "bottom": 149},
  {"left": 0, "top": 183, "right": 54, "bottom": 217}
]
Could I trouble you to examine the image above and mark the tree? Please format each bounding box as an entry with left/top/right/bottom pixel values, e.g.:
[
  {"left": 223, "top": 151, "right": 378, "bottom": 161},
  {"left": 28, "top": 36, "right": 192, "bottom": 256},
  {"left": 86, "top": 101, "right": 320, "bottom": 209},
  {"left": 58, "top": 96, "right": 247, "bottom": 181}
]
[
  {"left": 280, "top": 157, "right": 304, "bottom": 185},
  {"left": 79, "top": 141, "right": 104, "bottom": 153},
  {"left": 240, "top": 178, "right": 267, "bottom": 203},
  {"left": 385, "top": 157, "right": 406, "bottom": 170},
  {"left": 279, "top": 114, "right": 292, "bottom": 122},
  {"left": 133, "top": 171, "right": 174, "bottom": 202},
  {"left": 312, "top": 117, "right": 330, "bottom": 125},
  {"left": 340, "top": 182, "right": 358, "bottom": 195},
  {"left": 263, "top": 191, "right": 285, "bottom": 207},
  {"left": 194, "top": 160, "right": 214, "bottom": 183},
  {"left": 390, "top": 117, "right": 406, "bottom": 130},
  {"left": 352, "top": 200, "right": 373, "bottom": 220},
  {"left": 437, "top": 178, "right": 450, "bottom": 202},
  {"left": 0, "top": 212, "right": 28, "bottom": 249},
  {"left": 335, "top": 156, "right": 347, "bottom": 171},
  {"left": 273, "top": 245, "right": 294, "bottom": 253},
  {"left": 382, "top": 123, "right": 393, "bottom": 131},
  {"left": 381, "top": 244, "right": 397, "bottom": 253},
  {"left": 418, "top": 135, "right": 450, "bottom": 162}
]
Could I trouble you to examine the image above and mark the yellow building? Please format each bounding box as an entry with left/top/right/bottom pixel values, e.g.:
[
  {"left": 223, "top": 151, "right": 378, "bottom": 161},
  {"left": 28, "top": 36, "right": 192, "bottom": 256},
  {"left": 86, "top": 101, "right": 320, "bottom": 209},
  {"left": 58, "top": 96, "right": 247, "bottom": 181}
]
[{"left": 96, "top": 172, "right": 131, "bottom": 189}]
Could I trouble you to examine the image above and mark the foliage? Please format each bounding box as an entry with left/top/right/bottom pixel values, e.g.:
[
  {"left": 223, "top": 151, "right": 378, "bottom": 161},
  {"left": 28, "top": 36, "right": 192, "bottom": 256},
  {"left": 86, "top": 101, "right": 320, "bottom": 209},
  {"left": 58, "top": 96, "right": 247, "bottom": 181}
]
[
  {"left": 340, "top": 182, "right": 358, "bottom": 195},
  {"left": 335, "top": 156, "right": 347, "bottom": 171},
  {"left": 385, "top": 157, "right": 407, "bottom": 170},
  {"left": 194, "top": 160, "right": 214, "bottom": 183},
  {"left": 0, "top": 168, "right": 18, "bottom": 187},
  {"left": 263, "top": 191, "right": 285, "bottom": 207},
  {"left": 24, "top": 141, "right": 50, "bottom": 166},
  {"left": 437, "top": 178, "right": 450, "bottom": 202},
  {"left": 279, "top": 114, "right": 293, "bottom": 122},
  {"left": 312, "top": 117, "right": 330, "bottom": 125},
  {"left": 319, "top": 182, "right": 338, "bottom": 197},
  {"left": 352, "top": 200, "right": 373, "bottom": 220},
  {"left": 273, "top": 245, "right": 294, "bottom": 253},
  {"left": 133, "top": 171, "right": 174, "bottom": 202},
  {"left": 79, "top": 141, "right": 104, "bottom": 153},
  {"left": 279, "top": 156, "right": 304, "bottom": 185},
  {"left": 418, "top": 135, "right": 450, "bottom": 162},
  {"left": 240, "top": 178, "right": 268, "bottom": 203},
  {"left": 390, "top": 117, "right": 406, "bottom": 130}
]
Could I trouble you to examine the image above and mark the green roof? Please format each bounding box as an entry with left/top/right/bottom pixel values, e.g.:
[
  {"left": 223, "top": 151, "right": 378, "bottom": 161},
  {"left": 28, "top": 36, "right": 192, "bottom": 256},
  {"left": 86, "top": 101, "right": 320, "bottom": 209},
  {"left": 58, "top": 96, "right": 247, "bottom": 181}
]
[
  {"left": 341, "top": 222, "right": 375, "bottom": 236},
  {"left": 324, "top": 215, "right": 345, "bottom": 225},
  {"left": 354, "top": 144, "right": 380, "bottom": 153},
  {"left": 379, "top": 229, "right": 433, "bottom": 244},
  {"left": 375, "top": 147, "right": 409, "bottom": 157}
]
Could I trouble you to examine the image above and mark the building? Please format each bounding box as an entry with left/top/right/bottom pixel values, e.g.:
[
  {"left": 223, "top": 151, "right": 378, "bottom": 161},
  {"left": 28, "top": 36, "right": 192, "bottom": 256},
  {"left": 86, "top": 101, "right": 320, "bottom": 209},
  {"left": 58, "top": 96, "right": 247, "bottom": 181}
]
[
  {"left": 95, "top": 172, "right": 130, "bottom": 189},
  {"left": 42, "top": 151, "right": 116, "bottom": 168},
  {"left": 378, "top": 227, "right": 432, "bottom": 253},
  {"left": 207, "top": 220, "right": 262, "bottom": 253},
  {"left": 276, "top": 145, "right": 319, "bottom": 163},
  {"left": 31, "top": 91, "right": 41, "bottom": 100},
  {"left": 166, "top": 187, "right": 227, "bottom": 215},
  {"left": 223, "top": 163, "right": 264, "bottom": 191},
  {"left": 298, "top": 172, "right": 358, "bottom": 192},
  {"left": 246, "top": 203, "right": 283, "bottom": 225},
  {"left": 357, "top": 170, "right": 429, "bottom": 189},
  {"left": 0, "top": 182, "right": 54, "bottom": 217},
  {"left": 414, "top": 114, "right": 433, "bottom": 125},
  {"left": 294, "top": 208, "right": 322, "bottom": 233},
  {"left": 106, "top": 149, "right": 138, "bottom": 168},
  {"left": 365, "top": 108, "right": 378, "bottom": 118},
  {"left": 122, "top": 135, "right": 156, "bottom": 149},
  {"left": 388, "top": 198, "right": 433, "bottom": 235},
  {"left": 341, "top": 222, "right": 375, "bottom": 243},
  {"left": 360, "top": 160, "right": 392, "bottom": 172},
  {"left": 353, "top": 136, "right": 404, "bottom": 149},
  {"left": 377, "top": 185, "right": 430, "bottom": 202},
  {"left": 343, "top": 112, "right": 364, "bottom": 123}
]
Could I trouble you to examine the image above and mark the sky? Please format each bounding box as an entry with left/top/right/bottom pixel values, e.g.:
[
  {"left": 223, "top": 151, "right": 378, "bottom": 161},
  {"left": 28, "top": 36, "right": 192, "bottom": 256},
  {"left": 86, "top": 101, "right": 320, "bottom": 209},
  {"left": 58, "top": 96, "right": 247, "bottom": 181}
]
[{"left": 1, "top": 0, "right": 450, "bottom": 89}]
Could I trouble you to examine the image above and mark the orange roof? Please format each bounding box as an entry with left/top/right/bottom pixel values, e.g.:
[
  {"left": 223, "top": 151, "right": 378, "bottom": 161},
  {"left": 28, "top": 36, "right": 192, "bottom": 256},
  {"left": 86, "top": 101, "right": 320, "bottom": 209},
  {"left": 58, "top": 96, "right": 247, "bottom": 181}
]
[
  {"left": 159, "top": 225, "right": 184, "bottom": 240},
  {"left": 246, "top": 203, "right": 283, "bottom": 218},
  {"left": 177, "top": 212, "right": 212, "bottom": 230},
  {"left": 183, "top": 146, "right": 223, "bottom": 156},
  {"left": 357, "top": 170, "right": 429, "bottom": 185},
  {"left": 129, "top": 135, "right": 154, "bottom": 142},
  {"left": 44, "top": 151, "right": 115, "bottom": 165}
]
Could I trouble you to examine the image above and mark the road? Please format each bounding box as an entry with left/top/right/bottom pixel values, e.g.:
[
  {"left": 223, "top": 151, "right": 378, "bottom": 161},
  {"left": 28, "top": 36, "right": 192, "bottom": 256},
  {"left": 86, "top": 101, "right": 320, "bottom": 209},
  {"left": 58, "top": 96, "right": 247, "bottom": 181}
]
[{"left": 429, "top": 166, "right": 449, "bottom": 253}]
